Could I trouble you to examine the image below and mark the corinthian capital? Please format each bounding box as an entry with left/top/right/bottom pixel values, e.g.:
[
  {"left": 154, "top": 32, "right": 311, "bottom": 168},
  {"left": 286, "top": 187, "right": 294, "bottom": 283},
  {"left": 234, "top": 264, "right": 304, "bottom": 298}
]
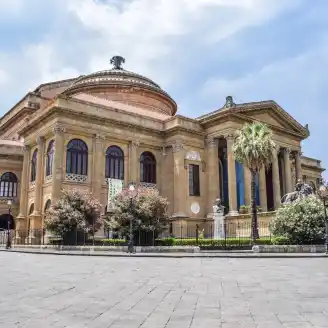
[
  {"left": 172, "top": 140, "right": 184, "bottom": 153},
  {"left": 206, "top": 137, "right": 217, "bottom": 148},
  {"left": 52, "top": 124, "right": 66, "bottom": 135},
  {"left": 23, "top": 144, "right": 30, "bottom": 153},
  {"left": 131, "top": 140, "right": 140, "bottom": 148},
  {"left": 36, "top": 136, "right": 44, "bottom": 145}
]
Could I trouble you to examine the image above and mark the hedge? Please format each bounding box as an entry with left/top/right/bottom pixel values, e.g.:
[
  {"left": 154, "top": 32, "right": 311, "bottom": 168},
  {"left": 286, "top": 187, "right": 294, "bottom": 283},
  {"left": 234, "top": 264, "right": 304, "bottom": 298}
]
[
  {"left": 156, "top": 236, "right": 291, "bottom": 246},
  {"left": 99, "top": 236, "right": 292, "bottom": 247},
  {"left": 100, "top": 239, "right": 127, "bottom": 246}
]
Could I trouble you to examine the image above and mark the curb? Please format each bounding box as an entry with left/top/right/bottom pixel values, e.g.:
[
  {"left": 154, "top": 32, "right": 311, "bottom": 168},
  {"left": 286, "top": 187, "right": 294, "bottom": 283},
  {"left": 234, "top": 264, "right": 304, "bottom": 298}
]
[{"left": 1, "top": 248, "right": 327, "bottom": 258}]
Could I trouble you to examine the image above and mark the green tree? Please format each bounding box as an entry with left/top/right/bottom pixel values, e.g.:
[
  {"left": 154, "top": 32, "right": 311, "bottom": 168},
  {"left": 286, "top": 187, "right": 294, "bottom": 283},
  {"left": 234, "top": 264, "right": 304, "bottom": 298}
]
[
  {"left": 105, "top": 187, "right": 169, "bottom": 240},
  {"left": 270, "top": 196, "right": 325, "bottom": 244},
  {"left": 44, "top": 189, "right": 102, "bottom": 237},
  {"left": 232, "top": 122, "right": 277, "bottom": 240}
]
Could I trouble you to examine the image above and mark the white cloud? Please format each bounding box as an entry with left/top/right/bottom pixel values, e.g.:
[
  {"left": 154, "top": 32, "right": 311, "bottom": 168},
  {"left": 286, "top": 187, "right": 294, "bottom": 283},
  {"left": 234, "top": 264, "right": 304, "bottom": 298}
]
[
  {"left": 0, "top": 0, "right": 22, "bottom": 14},
  {"left": 199, "top": 38, "right": 328, "bottom": 173},
  {"left": 0, "top": 0, "right": 298, "bottom": 110}
]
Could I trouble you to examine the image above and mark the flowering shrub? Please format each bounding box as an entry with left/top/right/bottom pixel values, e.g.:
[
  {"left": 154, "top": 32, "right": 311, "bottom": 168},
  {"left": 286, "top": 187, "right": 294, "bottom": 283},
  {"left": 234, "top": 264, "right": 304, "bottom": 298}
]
[
  {"left": 270, "top": 196, "right": 325, "bottom": 244},
  {"left": 44, "top": 189, "right": 102, "bottom": 235},
  {"left": 105, "top": 187, "right": 169, "bottom": 236}
]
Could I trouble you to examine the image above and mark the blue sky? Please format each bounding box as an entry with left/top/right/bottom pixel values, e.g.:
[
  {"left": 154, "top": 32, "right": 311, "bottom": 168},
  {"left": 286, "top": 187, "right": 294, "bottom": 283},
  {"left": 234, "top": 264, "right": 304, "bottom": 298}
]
[{"left": 0, "top": 0, "right": 327, "bottom": 175}]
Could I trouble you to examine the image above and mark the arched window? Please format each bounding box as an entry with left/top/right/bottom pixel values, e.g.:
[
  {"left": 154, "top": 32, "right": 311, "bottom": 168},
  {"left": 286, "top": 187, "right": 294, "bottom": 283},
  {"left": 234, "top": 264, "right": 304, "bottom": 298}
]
[
  {"left": 140, "top": 152, "right": 156, "bottom": 183},
  {"left": 105, "top": 146, "right": 124, "bottom": 180},
  {"left": 66, "top": 139, "right": 88, "bottom": 175},
  {"left": 31, "top": 149, "right": 38, "bottom": 182},
  {"left": 0, "top": 172, "right": 18, "bottom": 197},
  {"left": 44, "top": 199, "right": 51, "bottom": 213},
  {"left": 46, "top": 140, "right": 55, "bottom": 176}
]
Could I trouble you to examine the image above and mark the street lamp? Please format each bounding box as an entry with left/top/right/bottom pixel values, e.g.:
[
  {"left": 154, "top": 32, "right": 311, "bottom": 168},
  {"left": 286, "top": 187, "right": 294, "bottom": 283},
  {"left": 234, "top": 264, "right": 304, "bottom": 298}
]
[
  {"left": 6, "top": 199, "right": 12, "bottom": 249},
  {"left": 127, "top": 184, "right": 136, "bottom": 253},
  {"left": 318, "top": 181, "right": 328, "bottom": 254}
]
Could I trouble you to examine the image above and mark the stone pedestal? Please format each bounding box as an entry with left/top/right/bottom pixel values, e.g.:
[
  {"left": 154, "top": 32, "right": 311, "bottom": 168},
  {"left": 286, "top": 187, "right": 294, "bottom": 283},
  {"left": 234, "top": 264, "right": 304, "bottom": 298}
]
[{"left": 213, "top": 212, "right": 225, "bottom": 239}]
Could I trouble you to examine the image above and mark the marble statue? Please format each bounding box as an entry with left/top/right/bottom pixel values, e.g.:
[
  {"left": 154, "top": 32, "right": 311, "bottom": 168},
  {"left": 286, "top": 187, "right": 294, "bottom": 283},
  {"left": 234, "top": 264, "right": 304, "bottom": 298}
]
[
  {"left": 213, "top": 198, "right": 224, "bottom": 214},
  {"left": 281, "top": 179, "right": 315, "bottom": 204}
]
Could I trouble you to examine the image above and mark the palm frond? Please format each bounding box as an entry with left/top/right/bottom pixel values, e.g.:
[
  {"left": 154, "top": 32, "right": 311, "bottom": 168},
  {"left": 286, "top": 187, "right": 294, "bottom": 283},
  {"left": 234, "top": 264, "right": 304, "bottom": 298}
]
[{"left": 232, "top": 122, "right": 277, "bottom": 172}]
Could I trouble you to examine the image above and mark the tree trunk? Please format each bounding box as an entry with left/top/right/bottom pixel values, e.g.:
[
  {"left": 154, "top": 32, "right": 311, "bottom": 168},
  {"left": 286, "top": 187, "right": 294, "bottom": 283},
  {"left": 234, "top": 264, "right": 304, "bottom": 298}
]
[{"left": 251, "top": 171, "right": 259, "bottom": 241}]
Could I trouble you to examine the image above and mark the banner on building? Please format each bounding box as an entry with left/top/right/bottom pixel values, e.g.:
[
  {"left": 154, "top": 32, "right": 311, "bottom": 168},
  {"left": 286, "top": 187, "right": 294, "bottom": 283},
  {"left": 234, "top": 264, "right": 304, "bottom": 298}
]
[{"left": 107, "top": 178, "right": 124, "bottom": 211}]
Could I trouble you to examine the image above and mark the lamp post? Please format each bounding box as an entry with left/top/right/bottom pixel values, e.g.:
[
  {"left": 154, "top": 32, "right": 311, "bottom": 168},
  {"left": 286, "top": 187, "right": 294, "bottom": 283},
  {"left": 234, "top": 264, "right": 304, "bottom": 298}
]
[
  {"left": 127, "top": 184, "right": 136, "bottom": 253},
  {"left": 318, "top": 181, "right": 328, "bottom": 254},
  {"left": 6, "top": 199, "right": 12, "bottom": 249}
]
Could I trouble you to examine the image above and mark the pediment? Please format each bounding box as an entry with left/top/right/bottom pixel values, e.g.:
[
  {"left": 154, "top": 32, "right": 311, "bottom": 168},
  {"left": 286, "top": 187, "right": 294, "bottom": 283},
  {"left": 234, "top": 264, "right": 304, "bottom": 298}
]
[
  {"left": 242, "top": 111, "right": 288, "bottom": 129},
  {"left": 232, "top": 103, "right": 309, "bottom": 138}
]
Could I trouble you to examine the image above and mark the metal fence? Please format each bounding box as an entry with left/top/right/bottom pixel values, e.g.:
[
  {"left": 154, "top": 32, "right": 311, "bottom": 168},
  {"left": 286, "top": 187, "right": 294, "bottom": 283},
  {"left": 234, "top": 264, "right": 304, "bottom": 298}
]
[{"left": 1, "top": 221, "right": 324, "bottom": 249}]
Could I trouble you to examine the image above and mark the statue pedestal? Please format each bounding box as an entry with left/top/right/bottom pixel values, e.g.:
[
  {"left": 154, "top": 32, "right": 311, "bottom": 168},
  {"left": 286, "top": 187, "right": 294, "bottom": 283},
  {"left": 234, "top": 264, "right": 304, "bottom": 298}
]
[{"left": 213, "top": 212, "right": 225, "bottom": 239}]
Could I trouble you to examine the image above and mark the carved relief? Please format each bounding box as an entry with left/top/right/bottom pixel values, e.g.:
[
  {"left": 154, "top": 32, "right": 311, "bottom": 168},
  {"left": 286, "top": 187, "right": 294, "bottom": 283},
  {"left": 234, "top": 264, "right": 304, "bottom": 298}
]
[
  {"left": 185, "top": 151, "right": 201, "bottom": 162},
  {"left": 172, "top": 140, "right": 184, "bottom": 153},
  {"left": 23, "top": 145, "right": 30, "bottom": 153},
  {"left": 52, "top": 125, "right": 66, "bottom": 134}
]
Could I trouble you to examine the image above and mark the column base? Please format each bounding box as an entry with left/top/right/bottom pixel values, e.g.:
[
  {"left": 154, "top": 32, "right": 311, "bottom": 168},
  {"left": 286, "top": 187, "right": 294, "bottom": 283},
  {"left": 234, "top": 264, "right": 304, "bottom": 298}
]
[
  {"left": 171, "top": 212, "right": 188, "bottom": 219},
  {"left": 227, "top": 210, "right": 239, "bottom": 216}
]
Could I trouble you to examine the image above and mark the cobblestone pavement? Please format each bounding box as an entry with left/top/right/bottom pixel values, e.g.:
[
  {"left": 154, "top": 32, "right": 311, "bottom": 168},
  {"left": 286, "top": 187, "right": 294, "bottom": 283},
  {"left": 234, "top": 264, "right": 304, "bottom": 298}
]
[{"left": 1, "top": 252, "right": 328, "bottom": 328}]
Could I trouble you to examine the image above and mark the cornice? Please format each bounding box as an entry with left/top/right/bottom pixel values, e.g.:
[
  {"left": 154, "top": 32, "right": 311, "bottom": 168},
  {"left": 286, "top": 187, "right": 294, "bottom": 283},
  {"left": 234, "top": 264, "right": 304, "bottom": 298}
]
[{"left": 197, "top": 101, "right": 309, "bottom": 139}]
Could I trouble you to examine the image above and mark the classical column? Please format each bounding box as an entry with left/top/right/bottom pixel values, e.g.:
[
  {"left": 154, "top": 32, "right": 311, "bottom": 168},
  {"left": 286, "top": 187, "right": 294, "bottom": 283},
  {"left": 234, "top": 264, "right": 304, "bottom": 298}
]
[
  {"left": 272, "top": 149, "right": 281, "bottom": 210},
  {"left": 129, "top": 140, "right": 139, "bottom": 184},
  {"left": 283, "top": 148, "right": 293, "bottom": 193},
  {"left": 295, "top": 150, "right": 302, "bottom": 183},
  {"left": 172, "top": 140, "right": 187, "bottom": 218},
  {"left": 17, "top": 145, "right": 30, "bottom": 219},
  {"left": 206, "top": 137, "right": 219, "bottom": 216},
  {"left": 51, "top": 125, "right": 66, "bottom": 203},
  {"left": 32, "top": 136, "right": 45, "bottom": 217},
  {"left": 259, "top": 168, "right": 267, "bottom": 212},
  {"left": 92, "top": 134, "right": 104, "bottom": 200},
  {"left": 226, "top": 135, "right": 238, "bottom": 216}
]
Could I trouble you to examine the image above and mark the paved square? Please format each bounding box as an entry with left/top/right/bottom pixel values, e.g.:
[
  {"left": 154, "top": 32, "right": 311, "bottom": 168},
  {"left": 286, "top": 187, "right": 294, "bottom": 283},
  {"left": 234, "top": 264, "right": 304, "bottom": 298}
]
[{"left": 0, "top": 252, "right": 328, "bottom": 327}]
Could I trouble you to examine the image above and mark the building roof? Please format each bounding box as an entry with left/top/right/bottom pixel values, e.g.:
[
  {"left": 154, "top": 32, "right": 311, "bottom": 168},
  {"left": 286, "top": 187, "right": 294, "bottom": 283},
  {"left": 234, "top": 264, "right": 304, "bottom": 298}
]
[{"left": 73, "top": 93, "right": 171, "bottom": 121}]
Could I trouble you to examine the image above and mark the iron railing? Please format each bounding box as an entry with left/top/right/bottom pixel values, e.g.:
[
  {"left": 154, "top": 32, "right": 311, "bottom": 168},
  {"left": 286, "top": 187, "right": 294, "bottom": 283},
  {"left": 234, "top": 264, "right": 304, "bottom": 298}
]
[{"left": 1, "top": 221, "right": 324, "bottom": 249}]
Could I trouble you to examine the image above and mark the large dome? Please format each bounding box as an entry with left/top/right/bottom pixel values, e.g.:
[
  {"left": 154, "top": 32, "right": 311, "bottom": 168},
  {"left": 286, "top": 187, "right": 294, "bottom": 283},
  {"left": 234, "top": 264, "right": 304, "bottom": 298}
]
[{"left": 63, "top": 56, "right": 177, "bottom": 116}]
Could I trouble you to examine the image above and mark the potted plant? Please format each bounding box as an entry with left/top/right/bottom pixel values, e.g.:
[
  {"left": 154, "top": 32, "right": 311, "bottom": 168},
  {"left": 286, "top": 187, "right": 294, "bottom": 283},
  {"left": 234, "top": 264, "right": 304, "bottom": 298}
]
[{"left": 239, "top": 205, "right": 247, "bottom": 214}]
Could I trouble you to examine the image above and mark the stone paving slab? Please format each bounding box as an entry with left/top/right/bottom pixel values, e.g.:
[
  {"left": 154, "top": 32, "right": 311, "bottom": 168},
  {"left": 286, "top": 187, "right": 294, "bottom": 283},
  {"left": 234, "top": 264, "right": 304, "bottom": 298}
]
[
  {"left": 1, "top": 247, "right": 327, "bottom": 258},
  {"left": 1, "top": 252, "right": 328, "bottom": 327}
]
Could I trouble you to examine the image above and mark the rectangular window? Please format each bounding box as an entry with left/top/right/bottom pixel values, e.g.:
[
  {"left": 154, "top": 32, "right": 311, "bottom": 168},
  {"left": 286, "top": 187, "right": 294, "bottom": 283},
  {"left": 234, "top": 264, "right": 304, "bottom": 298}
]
[{"left": 189, "top": 164, "right": 200, "bottom": 196}]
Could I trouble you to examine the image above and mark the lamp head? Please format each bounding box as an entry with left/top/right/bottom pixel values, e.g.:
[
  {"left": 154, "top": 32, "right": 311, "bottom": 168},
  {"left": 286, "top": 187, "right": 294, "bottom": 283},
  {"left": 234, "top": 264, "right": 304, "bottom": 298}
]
[
  {"left": 7, "top": 199, "right": 12, "bottom": 206},
  {"left": 129, "top": 184, "right": 135, "bottom": 192}
]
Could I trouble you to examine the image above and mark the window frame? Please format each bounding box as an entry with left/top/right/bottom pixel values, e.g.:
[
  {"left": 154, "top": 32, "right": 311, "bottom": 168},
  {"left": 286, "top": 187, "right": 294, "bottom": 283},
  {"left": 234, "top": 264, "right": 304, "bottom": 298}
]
[
  {"left": 66, "top": 139, "right": 88, "bottom": 176},
  {"left": 140, "top": 151, "right": 156, "bottom": 184},
  {"left": 105, "top": 146, "right": 124, "bottom": 180},
  {"left": 0, "top": 172, "right": 18, "bottom": 198},
  {"left": 188, "top": 164, "right": 200, "bottom": 196}
]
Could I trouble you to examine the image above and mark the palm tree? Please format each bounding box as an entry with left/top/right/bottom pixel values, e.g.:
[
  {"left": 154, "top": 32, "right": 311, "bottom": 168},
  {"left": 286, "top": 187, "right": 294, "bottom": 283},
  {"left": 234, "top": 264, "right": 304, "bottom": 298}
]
[{"left": 232, "top": 122, "right": 277, "bottom": 240}]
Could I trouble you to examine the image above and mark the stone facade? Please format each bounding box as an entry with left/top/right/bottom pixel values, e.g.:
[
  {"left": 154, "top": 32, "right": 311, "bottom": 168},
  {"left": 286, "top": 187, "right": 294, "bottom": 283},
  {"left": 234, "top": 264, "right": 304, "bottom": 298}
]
[{"left": 0, "top": 57, "right": 325, "bottom": 238}]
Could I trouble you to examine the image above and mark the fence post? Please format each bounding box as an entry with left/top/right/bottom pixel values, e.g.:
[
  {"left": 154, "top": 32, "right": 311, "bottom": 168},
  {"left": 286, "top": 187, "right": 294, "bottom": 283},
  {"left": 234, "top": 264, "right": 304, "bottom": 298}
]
[
  {"left": 196, "top": 224, "right": 199, "bottom": 245},
  {"left": 180, "top": 222, "right": 183, "bottom": 240},
  {"left": 224, "top": 221, "right": 227, "bottom": 250}
]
